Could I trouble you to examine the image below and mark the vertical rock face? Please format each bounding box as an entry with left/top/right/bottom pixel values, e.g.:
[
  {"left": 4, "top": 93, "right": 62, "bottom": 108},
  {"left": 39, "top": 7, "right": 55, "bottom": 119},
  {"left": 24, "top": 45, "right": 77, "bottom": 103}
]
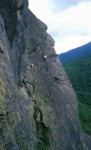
[{"left": 0, "top": 0, "right": 91, "bottom": 149}]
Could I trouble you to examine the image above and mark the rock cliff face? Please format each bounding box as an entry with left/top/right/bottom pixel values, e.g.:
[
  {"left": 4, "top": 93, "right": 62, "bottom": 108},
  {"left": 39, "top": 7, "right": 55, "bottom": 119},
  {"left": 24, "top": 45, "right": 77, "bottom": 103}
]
[{"left": 0, "top": 0, "right": 91, "bottom": 150}]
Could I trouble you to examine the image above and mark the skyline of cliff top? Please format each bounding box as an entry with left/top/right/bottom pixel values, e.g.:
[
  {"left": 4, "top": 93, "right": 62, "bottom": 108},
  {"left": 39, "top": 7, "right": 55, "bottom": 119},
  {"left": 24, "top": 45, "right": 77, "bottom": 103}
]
[{"left": 29, "top": 0, "right": 91, "bottom": 54}]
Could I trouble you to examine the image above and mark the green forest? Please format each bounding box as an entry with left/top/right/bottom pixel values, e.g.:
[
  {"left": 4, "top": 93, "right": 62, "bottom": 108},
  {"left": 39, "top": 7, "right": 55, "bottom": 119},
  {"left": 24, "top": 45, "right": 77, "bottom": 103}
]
[{"left": 63, "top": 54, "right": 91, "bottom": 136}]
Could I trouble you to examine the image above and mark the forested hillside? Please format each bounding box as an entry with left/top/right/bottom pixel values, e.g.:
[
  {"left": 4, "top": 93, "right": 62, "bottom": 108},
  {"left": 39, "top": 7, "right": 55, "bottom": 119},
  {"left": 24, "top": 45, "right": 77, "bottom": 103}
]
[{"left": 62, "top": 54, "right": 91, "bottom": 136}]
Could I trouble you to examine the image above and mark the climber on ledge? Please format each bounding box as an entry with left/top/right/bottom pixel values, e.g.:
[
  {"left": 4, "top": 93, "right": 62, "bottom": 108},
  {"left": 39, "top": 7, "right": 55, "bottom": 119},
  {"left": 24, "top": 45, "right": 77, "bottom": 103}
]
[
  {"left": 43, "top": 55, "right": 47, "bottom": 62},
  {"left": 31, "top": 63, "right": 36, "bottom": 72},
  {"left": 43, "top": 54, "right": 58, "bottom": 62}
]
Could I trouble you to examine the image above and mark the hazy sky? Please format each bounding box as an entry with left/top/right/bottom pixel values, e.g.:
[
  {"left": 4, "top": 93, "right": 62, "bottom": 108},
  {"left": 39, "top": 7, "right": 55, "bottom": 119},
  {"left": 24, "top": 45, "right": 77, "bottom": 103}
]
[{"left": 29, "top": 0, "right": 91, "bottom": 54}]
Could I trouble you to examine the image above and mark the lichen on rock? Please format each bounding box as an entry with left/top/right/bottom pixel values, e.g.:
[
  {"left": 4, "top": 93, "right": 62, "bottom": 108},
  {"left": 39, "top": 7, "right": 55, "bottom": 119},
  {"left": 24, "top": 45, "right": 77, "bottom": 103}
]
[{"left": 0, "top": 76, "right": 5, "bottom": 102}]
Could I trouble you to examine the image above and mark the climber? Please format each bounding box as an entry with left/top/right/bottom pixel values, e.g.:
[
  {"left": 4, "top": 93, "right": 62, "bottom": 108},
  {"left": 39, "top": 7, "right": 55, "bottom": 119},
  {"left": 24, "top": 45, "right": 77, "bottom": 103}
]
[
  {"left": 31, "top": 63, "right": 36, "bottom": 72},
  {"left": 43, "top": 55, "right": 47, "bottom": 62}
]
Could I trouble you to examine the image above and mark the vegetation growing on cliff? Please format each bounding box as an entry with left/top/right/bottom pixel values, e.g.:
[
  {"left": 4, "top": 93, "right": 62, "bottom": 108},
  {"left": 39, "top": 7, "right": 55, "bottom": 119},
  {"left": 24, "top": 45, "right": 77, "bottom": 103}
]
[
  {"left": 0, "top": 77, "right": 5, "bottom": 102},
  {"left": 33, "top": 105, "right": 50, "bottom": 150}
]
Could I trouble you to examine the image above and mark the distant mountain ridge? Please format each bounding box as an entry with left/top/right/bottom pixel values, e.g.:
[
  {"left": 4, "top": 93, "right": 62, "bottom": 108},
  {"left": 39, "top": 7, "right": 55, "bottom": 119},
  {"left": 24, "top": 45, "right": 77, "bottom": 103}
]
[{"left": 59, "top": 42, "right": 91, "bottom": 64}]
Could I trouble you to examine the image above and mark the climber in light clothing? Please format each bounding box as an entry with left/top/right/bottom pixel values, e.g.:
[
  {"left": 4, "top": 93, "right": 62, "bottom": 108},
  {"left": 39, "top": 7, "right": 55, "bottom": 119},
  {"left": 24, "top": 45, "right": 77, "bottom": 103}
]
[
  {"left": 31, "top": 63, "right": 36, "bottom": 72},
  {"left": 43, "top": 55, "right": 47, "bottom": 62}
]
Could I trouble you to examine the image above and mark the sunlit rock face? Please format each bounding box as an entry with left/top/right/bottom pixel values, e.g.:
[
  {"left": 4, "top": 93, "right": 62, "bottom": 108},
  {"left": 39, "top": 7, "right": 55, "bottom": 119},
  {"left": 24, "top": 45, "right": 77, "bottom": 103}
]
[{"left": 0, "top": 0, "right": 91, "bottom": 149}]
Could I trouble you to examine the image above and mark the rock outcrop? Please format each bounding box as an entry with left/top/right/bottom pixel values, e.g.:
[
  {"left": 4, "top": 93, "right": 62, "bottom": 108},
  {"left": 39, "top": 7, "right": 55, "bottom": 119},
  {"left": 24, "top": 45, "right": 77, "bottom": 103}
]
[{"left": 0, "top": 0, "right": 91, "bottom": 149}]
